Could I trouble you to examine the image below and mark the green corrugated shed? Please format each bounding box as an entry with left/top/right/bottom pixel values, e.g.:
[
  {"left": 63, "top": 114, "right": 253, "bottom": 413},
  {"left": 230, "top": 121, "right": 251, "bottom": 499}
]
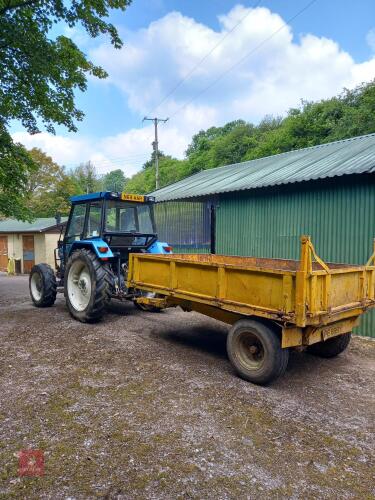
[
  {"left": 216, "top": 175, "right": 375, "bottom": 338},
  {"left": 151, "top": 134, "right": 375, "bottom": 338}
]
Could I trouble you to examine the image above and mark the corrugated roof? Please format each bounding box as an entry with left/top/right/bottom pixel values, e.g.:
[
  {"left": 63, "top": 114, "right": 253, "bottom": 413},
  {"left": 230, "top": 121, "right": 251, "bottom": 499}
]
[
  {"left": 0, "top": 217, "right": 68, "bottom": 233},
  {"left": 151, "top": 133, "right": 375, "bottom": 202}
]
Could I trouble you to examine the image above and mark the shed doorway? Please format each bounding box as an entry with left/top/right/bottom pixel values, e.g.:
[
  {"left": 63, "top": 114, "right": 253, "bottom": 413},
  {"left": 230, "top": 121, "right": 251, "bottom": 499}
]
[
  {"left": 0, "top": 236, "right": 8, "bottom": 271},
  {"left": 22, "top": 235, "right": 35, "bottom": 273}
]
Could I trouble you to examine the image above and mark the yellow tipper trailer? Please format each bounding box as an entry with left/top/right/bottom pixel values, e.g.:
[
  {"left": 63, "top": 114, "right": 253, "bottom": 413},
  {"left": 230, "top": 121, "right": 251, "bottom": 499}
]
[{"left": 128, "top": 236, "right": 375, "bottom": 385}]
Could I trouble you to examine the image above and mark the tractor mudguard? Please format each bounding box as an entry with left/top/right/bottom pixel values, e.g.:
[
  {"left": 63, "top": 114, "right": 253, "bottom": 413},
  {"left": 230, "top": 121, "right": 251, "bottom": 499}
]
[
  {"left": 69, "top": 239, "right": 114, "bottom": 260},
  {"left": 147, "top": 241, "right": 172, "bottom": 254}
]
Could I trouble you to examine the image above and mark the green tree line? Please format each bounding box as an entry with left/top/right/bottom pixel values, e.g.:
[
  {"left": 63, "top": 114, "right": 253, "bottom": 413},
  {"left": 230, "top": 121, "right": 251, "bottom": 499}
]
[
  {"left": 24, "top": 152, "right": 129, "bottom": 217},
  {"left": 125, "top": 80, "right": 375, "bottom": 193}
]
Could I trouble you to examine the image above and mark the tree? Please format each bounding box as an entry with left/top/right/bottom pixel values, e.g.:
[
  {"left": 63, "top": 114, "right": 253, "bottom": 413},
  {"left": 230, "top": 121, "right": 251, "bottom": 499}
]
[
  {"left": 26, "top": 148, "right": 77, "bottom": 217},
  {"left": 0, "top": 0, "right": 131, "bottom": 218},
  {"left": 103, "top": 169, "right": 128, "bottom": 191},
  {"left": 0, "top": 125, "right": 35, "bottom": 219},
  {"left": 125, "top": 155, "right": 188, "bottom": 193},
  {"left": 70, "top": 161, "right": 100, "bottom": 193},
  {"left": 27, "top": 148, "right": 63, "bottom": 194}
]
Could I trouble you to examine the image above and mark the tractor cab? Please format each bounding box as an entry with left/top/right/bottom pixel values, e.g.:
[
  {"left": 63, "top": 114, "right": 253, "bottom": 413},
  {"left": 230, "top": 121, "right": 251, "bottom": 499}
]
[
  {"left": 30, "top": 191, "right": 171, "bottom": 323},
  {"left": 61, "top": 192, "right": 161, "bottom": 265}
]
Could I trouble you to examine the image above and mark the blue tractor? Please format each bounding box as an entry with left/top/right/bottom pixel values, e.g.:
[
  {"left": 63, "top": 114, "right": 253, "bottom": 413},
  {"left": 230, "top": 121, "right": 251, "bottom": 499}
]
[{"left": 29, "top": 191, "right": 171, "bottom": 322}]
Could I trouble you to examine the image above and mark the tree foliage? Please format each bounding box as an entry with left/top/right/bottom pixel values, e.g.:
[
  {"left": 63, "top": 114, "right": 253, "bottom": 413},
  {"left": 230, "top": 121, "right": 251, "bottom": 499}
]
[
  {"left": 102, "top": 168, "right": 128, "bottom": 191},
  {"left": 70, "top": 161, "right": 100, "bottom": 194},
  {"left": 25, "top": 154, "right": 133, "bottom": 217},
  {"left": 27, "top": 148, "right": 78, "bottom": 217},
  {"left": 0, "top": 0, "right": 131, "bottom": 219},
  {"left": 124, "top": 81, "right": 375, "bottom": 194},
  {"left": 0, "top": 124, "right": 35, "bottom": 218},
  {"left": 125, "top": 155, "right": 189, "bottom": 194},
  {"left": 0, "top": 0, "right": 131, "bottom": 134}
]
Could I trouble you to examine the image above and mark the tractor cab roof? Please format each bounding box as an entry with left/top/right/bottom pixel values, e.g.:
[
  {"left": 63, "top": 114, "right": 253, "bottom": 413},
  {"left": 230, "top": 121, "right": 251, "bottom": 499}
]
[{"left": 70, "top": 192, "right": 155, "bottom": 204}]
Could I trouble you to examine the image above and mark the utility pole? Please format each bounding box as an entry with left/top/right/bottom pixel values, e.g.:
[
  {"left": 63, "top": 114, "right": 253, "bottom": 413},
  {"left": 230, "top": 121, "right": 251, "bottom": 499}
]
[{"left": 143, "top": 116, "right": 168, "bottom": 190}]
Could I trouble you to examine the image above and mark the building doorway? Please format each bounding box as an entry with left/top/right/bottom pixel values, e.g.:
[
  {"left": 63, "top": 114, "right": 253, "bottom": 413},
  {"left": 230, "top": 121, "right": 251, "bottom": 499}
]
[
  {"left": 0, "top": 236, "right": 8, "bottom": 271},
  {"left": 22, "top": 235, "right": 35, "bottom": 273}
]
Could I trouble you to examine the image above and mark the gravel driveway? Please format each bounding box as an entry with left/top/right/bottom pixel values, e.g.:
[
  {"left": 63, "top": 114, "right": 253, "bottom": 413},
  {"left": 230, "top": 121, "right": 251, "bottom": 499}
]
[{"left": 0, "top": 274, "right": 374, "bottom": 499}]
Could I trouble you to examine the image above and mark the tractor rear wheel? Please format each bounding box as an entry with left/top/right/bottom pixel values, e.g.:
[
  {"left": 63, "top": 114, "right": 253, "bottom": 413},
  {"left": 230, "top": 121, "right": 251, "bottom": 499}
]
[
  {"left": 64, "top": 249, "right": 111, "bottom": 323},
  {"left": 29, "top": 263, "right": 57, "bottom": 307},
  {"left": 227, "top": 319, "right": 289, "bottom": 385}
]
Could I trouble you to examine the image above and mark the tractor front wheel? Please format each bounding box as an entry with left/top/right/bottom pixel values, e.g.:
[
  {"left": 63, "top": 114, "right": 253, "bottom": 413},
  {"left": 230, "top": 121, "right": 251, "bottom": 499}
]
[
  {"left": 64, "top": 249, "right": 110, "bottom": 323},
  {"left": 29, "top": 263, "right": 57, "bottom": 307}
]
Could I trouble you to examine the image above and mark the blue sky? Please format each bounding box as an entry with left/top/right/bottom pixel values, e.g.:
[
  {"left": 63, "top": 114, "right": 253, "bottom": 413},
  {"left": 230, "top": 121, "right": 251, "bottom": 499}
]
[{"left": 13, "top": 0, "right": 375, "bottom": 176}]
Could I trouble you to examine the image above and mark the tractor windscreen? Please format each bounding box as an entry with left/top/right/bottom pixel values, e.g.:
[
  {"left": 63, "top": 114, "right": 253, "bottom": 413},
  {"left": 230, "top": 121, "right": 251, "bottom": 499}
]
[{"left": 105, "top": 201, "right": 155, "bottom": 234}]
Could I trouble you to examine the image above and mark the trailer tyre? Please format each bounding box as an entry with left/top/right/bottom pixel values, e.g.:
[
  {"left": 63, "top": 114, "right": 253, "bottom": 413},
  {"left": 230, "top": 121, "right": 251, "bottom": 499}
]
[
  {"left": 227, "top": 319, "right": 289, "bottom": 385},
  {"left": 307, "top": 332, "right": 351, "bottom": 358},
  {"left": 29, "top": 263, "right": 57, "bottom": 307},
  {"left": 64, "top": 249, "right": 111, "bottom": 323}
]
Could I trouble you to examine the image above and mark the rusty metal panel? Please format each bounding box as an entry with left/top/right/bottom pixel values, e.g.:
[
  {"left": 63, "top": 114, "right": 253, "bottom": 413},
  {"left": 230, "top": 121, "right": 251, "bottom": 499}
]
[{"left": 128, "top": 239, "right": 375, "bottom": 335}]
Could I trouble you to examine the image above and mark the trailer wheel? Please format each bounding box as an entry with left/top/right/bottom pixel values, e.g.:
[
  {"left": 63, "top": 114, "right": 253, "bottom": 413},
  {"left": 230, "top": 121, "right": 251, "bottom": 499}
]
[
  {"left": 307, "top": 333, "right": 351, "bottom": 358},
  {"left": 29, "top": 263, "right": 57, "bottom": 307},
  {"left": 227, "top": 319, "right": 289, "bottom": 385},
  {"left": 64, "top": 249, "right": 111, "bottom": 323}
]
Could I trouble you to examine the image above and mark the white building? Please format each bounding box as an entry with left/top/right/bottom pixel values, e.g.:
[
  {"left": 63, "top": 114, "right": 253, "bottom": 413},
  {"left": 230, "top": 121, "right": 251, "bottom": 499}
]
[{"left": 0, "top": 217, "right": 67, "bottom": 273}]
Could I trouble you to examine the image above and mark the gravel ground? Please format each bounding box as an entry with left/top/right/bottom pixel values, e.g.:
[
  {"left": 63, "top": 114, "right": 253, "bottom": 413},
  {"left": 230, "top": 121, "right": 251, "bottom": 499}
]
[{"left": 0, "top": 274, "right": 374, "bottom": 499}]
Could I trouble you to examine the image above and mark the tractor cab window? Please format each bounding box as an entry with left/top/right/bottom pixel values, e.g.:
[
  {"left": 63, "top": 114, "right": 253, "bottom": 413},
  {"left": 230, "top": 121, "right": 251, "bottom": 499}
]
[
  {"left": 85, "top": 201, "right": 102, "bottom": 238},
  {"left": 66, "top": 203, "right": 86, "bottom": 242},
  {"left": 137, "top": 205, "right": 154, "bottom": 234},
  {"left": 105, "top": 201, "right": 155, "bottom": 234}
]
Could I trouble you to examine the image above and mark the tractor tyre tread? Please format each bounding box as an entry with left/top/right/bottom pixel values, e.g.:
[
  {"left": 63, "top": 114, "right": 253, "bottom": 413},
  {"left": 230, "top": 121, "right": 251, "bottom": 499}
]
[
  {"left": 64, "top": 249, "right": 111, "bottom": 323},
  {"left": 29, "top": 263, "right": 57, "bottom": 307}
]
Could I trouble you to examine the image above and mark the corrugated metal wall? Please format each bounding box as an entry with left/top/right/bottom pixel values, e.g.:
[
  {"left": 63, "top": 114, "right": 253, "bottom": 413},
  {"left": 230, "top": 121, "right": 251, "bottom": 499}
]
[
  {"left": 155, "top": 201, "right": 210, "bottom": 253},
  {"left": 216, "top": 175, "right": 375, "bottom": 338}
]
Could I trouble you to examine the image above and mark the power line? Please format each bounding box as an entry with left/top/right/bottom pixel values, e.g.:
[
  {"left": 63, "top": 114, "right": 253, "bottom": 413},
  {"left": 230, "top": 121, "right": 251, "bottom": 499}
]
[
  {"left": 91, "top": 153, "right": 150, "bottom": 163},
  {"left": 64, "top": 153, "right": 150, "bottom": 170},
  {"left": 65, "top": 158, "right": 149, "bottom": 169},
  {"left": 169, "top": 0, "right": 318, "bottom": 120},
  {"left": 147, "top": 0, "right": 263, "bottom": 116},
  {"left": 89, "top": 156, "right": 149, "bottom": 167}
]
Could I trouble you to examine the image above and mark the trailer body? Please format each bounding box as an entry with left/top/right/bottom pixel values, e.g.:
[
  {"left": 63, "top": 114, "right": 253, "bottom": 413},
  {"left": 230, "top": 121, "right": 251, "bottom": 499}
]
[{"left": 128, "top": 236, "right": 375, "bottom": 349}]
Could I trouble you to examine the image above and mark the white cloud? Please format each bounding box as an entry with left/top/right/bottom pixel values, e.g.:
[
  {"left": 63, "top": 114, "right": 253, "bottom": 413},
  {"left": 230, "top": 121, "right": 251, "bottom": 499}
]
[
  {"left": 12, "top": 132, "right": 92, "bottom": 166},
  {"left": 12, "top": 5, "right": 375, "bottom": 176},
  {"left": 11, "top": 122, "right": 197, "bottom": 176},
  {"left": 91, "top": 5, "right": 375, "bottom": 120},
  {"left": 11, "top": 130, "right": 149, "bottom": 176}
]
